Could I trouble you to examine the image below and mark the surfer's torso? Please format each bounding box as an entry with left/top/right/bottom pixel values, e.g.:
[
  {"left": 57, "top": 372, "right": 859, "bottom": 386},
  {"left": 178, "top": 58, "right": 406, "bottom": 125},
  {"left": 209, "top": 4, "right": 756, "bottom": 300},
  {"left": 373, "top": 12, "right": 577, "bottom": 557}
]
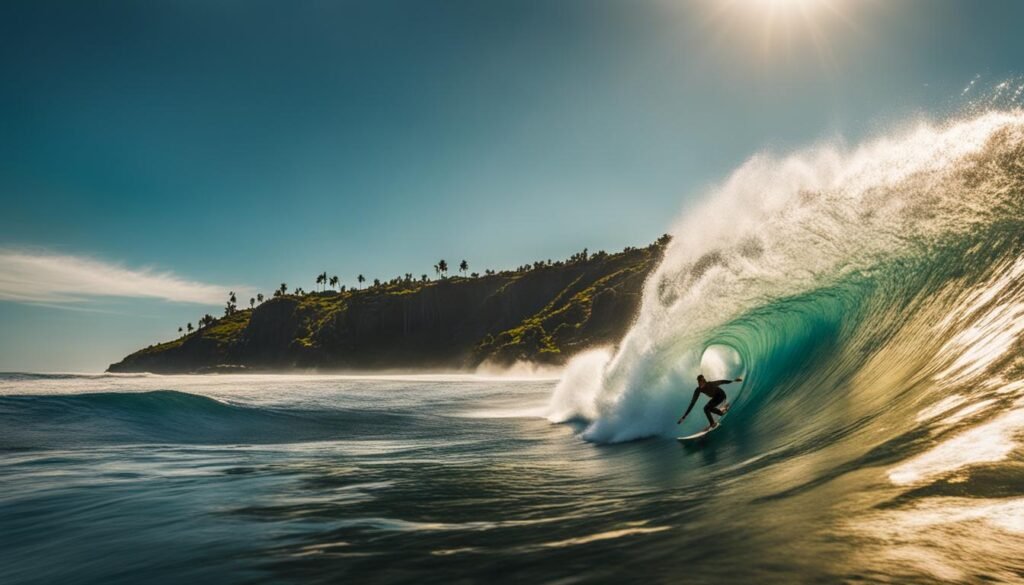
[
  {"left": 678, "top": 378, "right": 738, "bottom": 427},
  {"left": 696, "top": 381, "right": 728, "bottom": 398}
]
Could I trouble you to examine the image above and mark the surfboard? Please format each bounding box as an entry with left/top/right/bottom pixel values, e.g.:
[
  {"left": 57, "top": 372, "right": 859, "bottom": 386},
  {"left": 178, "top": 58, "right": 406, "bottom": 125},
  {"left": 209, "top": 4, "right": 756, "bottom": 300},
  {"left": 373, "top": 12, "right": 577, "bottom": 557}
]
[
  {"left": 677, "top": 423, "right": 720, "bottom": 441},
  {"left": 677, "top": 402, "right": 729, "bottom": 441}
]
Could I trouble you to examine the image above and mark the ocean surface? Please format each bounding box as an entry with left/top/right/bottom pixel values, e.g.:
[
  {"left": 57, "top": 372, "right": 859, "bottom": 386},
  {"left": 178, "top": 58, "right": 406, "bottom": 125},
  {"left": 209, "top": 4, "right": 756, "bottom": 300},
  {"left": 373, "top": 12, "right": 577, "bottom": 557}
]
[
  {"left": 5, "top": 111, "right": 1024, "bottom": 584},
  {"left": 2, "top": 370, "right": 1022, "bottom": 585}
]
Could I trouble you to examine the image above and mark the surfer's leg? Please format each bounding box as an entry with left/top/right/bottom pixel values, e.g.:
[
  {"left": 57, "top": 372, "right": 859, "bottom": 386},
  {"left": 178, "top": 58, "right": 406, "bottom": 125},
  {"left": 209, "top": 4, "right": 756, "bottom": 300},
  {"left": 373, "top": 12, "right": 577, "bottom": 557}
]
[{"left": 704, "top": 394, "right": 725, "bottom": 424}]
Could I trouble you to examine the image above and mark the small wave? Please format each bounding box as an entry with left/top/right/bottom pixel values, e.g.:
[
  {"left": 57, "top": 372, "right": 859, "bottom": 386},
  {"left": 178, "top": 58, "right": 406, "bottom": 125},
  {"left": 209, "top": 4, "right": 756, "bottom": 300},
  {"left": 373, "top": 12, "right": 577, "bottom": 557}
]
[
  {"left": 0, "top": 372, "right": 155, "bottom": 381},
  {"left": 0, "top": 390, "right": 399, "bottom": 448}
]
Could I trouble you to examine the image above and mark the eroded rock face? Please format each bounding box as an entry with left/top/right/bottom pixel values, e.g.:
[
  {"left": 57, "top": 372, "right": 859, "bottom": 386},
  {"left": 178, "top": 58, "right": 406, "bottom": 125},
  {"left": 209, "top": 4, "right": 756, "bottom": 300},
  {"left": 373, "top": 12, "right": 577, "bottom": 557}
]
[{"left": 108, "top": 240, "right": 667, "bottom": 373}]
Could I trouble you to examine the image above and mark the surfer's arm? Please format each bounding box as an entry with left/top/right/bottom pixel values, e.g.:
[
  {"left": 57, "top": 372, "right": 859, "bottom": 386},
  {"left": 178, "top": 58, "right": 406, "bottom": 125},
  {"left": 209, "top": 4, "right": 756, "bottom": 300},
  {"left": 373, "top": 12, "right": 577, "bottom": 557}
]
[
  {"left": 677, "top": 389, "right": 701, "bottom": 423},
  {"left": 711, "top": 378, "right": 743, "bottom": 385}
]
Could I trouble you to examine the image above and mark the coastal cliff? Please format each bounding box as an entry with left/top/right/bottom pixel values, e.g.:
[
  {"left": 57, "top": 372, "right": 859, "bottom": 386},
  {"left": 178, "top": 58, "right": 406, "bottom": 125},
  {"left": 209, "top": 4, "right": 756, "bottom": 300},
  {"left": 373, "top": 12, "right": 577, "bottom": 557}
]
[{"left": 107, "top": 238, "right": 667, "bottom": 373}]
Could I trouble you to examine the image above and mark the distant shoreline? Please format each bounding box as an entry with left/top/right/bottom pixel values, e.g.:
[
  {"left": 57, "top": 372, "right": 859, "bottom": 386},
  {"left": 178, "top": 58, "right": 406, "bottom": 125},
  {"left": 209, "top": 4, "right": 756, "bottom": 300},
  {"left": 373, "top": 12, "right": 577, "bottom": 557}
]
[{"left": 107, "top": 238, "right": 668, "bottom": 374}]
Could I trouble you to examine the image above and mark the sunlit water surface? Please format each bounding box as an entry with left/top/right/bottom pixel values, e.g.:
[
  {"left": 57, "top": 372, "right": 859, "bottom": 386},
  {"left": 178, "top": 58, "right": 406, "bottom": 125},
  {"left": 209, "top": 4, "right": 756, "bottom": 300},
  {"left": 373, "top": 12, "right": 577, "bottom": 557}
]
[{"left": 2, "top": 373, "right": 1023, "bottom": 584}]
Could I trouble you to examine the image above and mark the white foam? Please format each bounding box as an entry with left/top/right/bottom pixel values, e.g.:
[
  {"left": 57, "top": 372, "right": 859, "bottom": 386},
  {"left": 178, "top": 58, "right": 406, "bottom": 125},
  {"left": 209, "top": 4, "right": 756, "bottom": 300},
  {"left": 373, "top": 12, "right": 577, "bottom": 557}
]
[{"left": 550, "top": 111, "right": 1024, "bottom": 442}]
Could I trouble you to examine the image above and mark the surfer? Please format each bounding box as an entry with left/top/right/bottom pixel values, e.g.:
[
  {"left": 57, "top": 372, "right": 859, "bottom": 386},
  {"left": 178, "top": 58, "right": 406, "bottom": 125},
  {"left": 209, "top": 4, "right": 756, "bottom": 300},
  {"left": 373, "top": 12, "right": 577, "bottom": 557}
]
[{"left": 677, "top": 375, "right": 743, "bottom": 431}]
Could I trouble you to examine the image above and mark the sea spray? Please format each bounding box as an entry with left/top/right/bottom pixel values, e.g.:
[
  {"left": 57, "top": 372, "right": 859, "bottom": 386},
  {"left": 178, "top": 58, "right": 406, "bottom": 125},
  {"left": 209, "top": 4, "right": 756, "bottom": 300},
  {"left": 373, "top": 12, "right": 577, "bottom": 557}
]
[{"left": 550, "top": 111, "right": 1024, "bottom": 442}]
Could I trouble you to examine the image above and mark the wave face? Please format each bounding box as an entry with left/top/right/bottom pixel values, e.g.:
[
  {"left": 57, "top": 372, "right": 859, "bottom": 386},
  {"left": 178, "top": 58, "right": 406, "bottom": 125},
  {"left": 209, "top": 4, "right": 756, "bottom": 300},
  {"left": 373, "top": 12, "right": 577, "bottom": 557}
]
[
  {"left": 550, "top": 111, "right": 1024, "bottom": 443},
  {"left": 0, "top": 389, "right": 410, "bottom": 447}
]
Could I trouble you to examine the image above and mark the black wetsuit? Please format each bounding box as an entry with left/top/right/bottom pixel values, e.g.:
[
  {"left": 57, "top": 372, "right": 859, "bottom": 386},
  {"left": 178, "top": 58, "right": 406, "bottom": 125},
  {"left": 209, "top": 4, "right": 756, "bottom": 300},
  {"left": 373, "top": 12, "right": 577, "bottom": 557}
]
[{"left": 682, "top": 380, "right": 734, "bottom": 426}]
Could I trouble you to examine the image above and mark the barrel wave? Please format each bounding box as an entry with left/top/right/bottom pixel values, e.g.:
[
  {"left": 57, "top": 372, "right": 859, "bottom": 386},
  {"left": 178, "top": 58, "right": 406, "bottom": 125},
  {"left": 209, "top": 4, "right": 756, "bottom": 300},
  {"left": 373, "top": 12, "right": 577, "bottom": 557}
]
[
  {"left": 549, "top": 110, "right": 1024, "bottom": 446},
  {"left": 544, "top": 109, "right": 1024, "bottom": 578}
]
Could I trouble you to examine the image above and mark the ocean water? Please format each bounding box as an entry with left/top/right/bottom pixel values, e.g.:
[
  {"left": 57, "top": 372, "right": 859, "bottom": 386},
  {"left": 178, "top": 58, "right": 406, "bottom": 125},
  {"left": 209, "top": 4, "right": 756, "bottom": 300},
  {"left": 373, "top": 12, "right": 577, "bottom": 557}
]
[
  {"left": 6, "top": 110, "right": 1024, "bottom": 584},
  {"left": 2, "top": 369, "right": 1022, "bottom": 585},
  {"left": 0, "top": 373, "right": 750, "bottom": 584}
]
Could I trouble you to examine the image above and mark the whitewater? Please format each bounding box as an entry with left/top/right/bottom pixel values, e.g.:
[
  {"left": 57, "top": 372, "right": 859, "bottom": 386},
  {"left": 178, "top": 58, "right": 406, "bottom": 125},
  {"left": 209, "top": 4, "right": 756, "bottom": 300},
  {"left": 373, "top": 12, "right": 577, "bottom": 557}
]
[
  {"left": 4, "top": 111, "right": 1024, "bottom": 584},
  {"left": 552, "top": 109, "right": 1024, "bottom": 443}
]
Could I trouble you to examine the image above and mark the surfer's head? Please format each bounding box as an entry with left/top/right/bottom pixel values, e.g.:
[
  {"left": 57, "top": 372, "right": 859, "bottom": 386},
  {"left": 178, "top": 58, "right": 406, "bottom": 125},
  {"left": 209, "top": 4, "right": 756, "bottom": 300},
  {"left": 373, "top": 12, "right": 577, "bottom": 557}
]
[{"left": 697, "top": 374, "right": 706, "bottom": 387}]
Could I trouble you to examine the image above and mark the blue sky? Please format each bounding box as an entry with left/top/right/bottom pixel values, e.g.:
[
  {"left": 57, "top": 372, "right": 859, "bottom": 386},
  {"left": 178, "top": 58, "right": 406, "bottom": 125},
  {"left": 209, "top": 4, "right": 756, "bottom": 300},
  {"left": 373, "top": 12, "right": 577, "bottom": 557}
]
[{"left": 2, "top": 0, "right": 1023, "bottom": 371}]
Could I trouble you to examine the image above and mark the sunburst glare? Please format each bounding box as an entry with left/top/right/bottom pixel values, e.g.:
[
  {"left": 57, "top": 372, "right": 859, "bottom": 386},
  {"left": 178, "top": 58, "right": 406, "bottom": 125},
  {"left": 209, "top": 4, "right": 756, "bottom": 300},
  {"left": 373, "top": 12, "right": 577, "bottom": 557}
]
[{"left": 698, "top": 0, "right": 863, "bottom": 69}]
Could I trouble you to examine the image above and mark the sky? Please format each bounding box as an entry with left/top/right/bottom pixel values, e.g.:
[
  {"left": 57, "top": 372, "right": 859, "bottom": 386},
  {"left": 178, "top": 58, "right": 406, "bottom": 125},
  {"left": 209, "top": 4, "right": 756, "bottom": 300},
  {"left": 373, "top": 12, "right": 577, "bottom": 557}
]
[{"left": 2, "top": 0, "right": 1024, "bottom": 372}]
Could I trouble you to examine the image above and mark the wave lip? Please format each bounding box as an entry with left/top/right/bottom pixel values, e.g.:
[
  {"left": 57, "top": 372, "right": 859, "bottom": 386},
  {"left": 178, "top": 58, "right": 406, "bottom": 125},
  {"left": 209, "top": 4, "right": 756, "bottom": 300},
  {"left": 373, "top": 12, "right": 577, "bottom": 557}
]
[{"left": 551, "top": 110, "right": 1024, "bottom": 443}]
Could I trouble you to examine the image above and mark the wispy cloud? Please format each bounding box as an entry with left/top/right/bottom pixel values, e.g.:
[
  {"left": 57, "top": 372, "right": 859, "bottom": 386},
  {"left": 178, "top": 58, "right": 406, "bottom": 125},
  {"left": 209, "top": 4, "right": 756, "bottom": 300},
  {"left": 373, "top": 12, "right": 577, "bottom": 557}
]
[{"left": 0, "top": 249, "right": 242, "bottom": 305}]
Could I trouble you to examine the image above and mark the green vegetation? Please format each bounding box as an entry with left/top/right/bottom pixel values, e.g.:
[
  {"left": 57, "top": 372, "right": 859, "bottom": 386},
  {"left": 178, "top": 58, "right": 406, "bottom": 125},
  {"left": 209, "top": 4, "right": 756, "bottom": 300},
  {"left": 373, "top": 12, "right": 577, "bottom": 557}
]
[
  {"left": 108, "top": 236, "right": 670, "bottom": 373},
  {"left": 202, "top": 309, "right": 252, "bottom": 342},
  {"left": 475, "top": 245, "right": 660, "bottom": 363}
]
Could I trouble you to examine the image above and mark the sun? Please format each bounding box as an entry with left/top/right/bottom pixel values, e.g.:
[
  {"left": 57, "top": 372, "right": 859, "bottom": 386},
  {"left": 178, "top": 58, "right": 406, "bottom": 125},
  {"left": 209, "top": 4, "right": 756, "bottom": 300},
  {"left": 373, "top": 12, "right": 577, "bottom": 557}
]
[
  {"left": 752, "top": 0, "right": 814, "bottom": 8},
  {"left": 698, "top": 0, "right": 860, "bottom": 69}
]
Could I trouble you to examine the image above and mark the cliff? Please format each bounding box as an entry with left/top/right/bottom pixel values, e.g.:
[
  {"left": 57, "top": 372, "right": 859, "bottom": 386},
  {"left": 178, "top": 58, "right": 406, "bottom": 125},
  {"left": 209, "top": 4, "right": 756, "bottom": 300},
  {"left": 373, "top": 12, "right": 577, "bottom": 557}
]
[{"left": 107, "top": 238, "right": 667, "bottom": 373}]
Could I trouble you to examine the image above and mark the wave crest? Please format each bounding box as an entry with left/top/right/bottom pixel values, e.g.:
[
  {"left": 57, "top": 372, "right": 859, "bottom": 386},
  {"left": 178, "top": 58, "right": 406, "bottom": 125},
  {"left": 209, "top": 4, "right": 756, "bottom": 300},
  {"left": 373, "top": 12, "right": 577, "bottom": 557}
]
[{"left": 551, "top": 111, "right": 1024, "bottom": 443}]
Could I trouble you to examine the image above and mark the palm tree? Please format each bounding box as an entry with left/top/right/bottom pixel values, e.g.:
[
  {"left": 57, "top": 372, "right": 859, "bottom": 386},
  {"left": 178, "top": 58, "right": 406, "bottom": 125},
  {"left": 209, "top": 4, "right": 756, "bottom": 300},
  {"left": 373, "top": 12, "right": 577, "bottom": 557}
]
[
  {"left": 438, "top": 259, "right": 448, "bottom": 279},
  {"left": 187, "top": 322, "right": 194, "bottom": 335},
  {"left": 222, "top": 291, "right": 237, "bottom": 315},
  {"left": 329, "top": 275, "right": 339, "bottom": 290},
  {"left": 373, "top": 278, "right": 381, "bottom": 288},
  {"left": 459, "top": 260, "right": 468, "bottom": 276},
  {"left": 357, "top": 274, "right": 365, "bottom": 288},
  {"left": 178, "top": 326, "right": 183, "bottom": 336},
  {"left": 249, "top": 297, "right": 255, "bottom": 309},
  {"left": 257, "top": 293, "right": 264, "bottom": 304},
  {"left": 279, "top": 283, "right": 288, "bottom": 296},
  {"left": 421, "top": 274, "right": 428, "bottom": 282}
]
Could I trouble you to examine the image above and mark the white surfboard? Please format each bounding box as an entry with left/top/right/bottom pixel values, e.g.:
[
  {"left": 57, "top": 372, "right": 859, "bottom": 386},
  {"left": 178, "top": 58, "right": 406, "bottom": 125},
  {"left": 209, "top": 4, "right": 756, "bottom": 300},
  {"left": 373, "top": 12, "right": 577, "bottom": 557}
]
[
  {"left": 677, "top": 424, "right": 720, "bottom": 441},
  {"left": 677, "top": 402, "right": 729, "bottom": 441}
]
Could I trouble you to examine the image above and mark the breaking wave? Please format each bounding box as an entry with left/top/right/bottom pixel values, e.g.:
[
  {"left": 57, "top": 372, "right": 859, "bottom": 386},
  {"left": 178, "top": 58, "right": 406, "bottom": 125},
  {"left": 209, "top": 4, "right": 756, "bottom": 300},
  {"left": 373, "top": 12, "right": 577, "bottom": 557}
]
[{"left": 550, "top": 110, "right": 1024, "bottom": 447}]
